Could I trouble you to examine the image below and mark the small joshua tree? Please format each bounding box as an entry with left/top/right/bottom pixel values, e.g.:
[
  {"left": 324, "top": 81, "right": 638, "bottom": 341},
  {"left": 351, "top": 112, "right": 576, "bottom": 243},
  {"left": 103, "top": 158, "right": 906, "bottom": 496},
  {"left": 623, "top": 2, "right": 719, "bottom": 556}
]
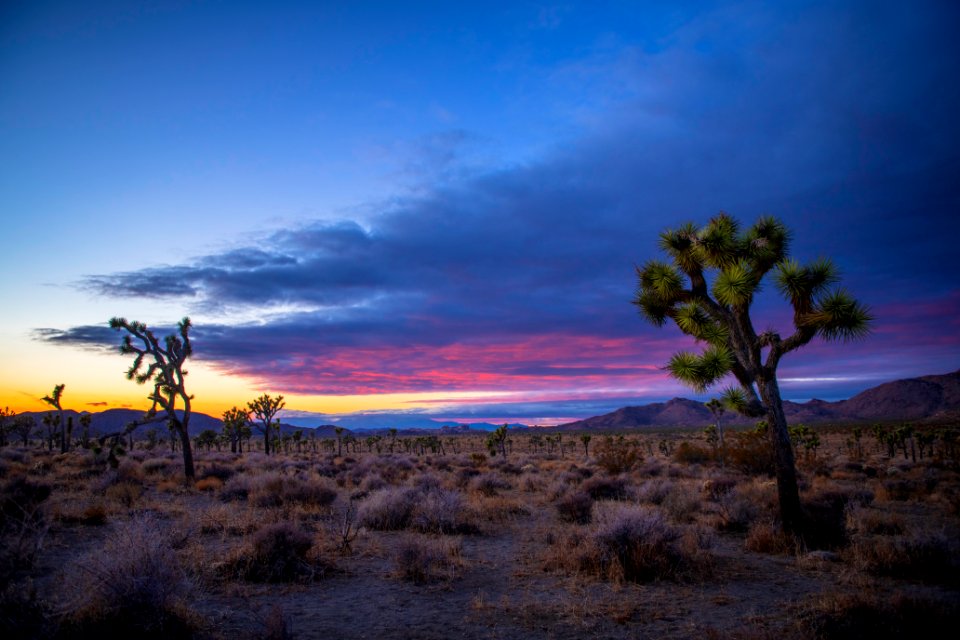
[
  {"left": 486, "top": 424, "right": 508, "bottom": 458},
  {"left": 580, "top": 433, "right": 592, "bottom": 458},
  {"left": 705, "top": 398, "right": 726, "bottom": 466},
  {"left": 248, "top": 394, "right": 285, "bottom": 456},
  {"left": 222, "top": 406, "right": 249, "bottom": 454},
  {"left": 633, "top": 214, "right": 870, "bottom": 534},
  {"left": 110, "top": 317, "right": 196, "bottom": 479},
  {"left": 42, "top": 384, "right": 67, "bottom": 453}
]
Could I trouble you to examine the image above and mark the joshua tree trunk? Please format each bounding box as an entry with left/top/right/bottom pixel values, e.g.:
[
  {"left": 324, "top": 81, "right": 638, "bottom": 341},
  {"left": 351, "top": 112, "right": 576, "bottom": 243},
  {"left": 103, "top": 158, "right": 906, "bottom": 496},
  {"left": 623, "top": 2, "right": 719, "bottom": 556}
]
[{"left": 757, "top": 376, "right": 802, "bottom": 533}]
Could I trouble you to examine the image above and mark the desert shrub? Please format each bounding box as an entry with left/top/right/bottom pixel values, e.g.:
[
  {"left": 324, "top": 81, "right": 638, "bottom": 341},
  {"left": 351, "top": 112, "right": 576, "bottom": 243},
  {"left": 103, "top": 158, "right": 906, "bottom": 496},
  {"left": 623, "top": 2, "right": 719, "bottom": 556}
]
[
  {"left": 555, "top": 491, "right": 593, "bottom": 524},
  {"left": 799, "top": 486, "right": 875, "bottom": 550},
  {"left": 198, "top": 463, "right": 235, "bottom": 482},
  {"left": 411, "top": 472, "right": 444, "bottom": 492},
  {"left": 661, "top": 484, "right": 703, "bottom": 523},
  {"left": 673, "top": 442, "right": 712, "bottom": 465},
  {"left": 115, "top": 460, "right": 145, "bottom": 483},
  {"left": 0, "top": 449, "right": 30, "bottom": 464},
  {"left": 359, "top": 487, "right": 418, "bottom": 530},
  {"left": 848, "top": 530, "right": 959, "bottom": 583},
  {"left": 715, "top": 489, "right": 760, "bottom": 532},
  {"left": 519, "top": 474, "right": 545, "bottom": 493},
  {"left": 799, "top": 591, "right": 960, "bottom": 639},
  {"left": 564, "top": 505, "right": 710, "bottom": 582},
  {"left": 0, "top": 477, "right": 51, "bottom": 578},
  {"left": 635, "top": 479, "right": 674, "bottom": 505},
  {"left": 281, "top": 477, "right": 337, "bottom": 508},
  {"left": 581, "top": 475, "right": 629, "bottom": 501},
  {"left": 411, "top": 489, "right": 478, "bottom": 535},
  {"left": 220, "top": 475, "right": 252, "bottom": 502},
  {"left": 877, "top": 478, "right": 921, "bottom": 502},
  {"left": 454, "top": 467, "right": 481, "bottom": 488},
  {"left": 701, "top": 477, "right": 738, "bottom": 501},
  {"left": 726, "top": 430, "right": 776, "bottom": 476},
  {"left": 595, "top": 439, "right": 642, "bottom": 474},
  {"left": 846, "top": 506, "right": 905, "bottom": 536},
  {"left": 58, "top": 514, "right": 200, "bottom": 638},
  {"left": 392, "top": 535, "right": 461, "bottom": 584},
  {"left": 359, "top": 474, "right": 386, "bottom": 493},
  {"left": 141, "top": 457, "right": 175, "bottom": 475},
  {"left": 194, "top": 477, "right": 223, "bottom": 492},
  {"left": 744, "top": 520, "right": 796, "bottom": 554},
  {"left": 228, "top": 522, "right": 329, "bottom": 583},
  {"left": 105, "top": 482, "right": 143, "bottom": 508},
  {"left": 470, "top": 472, "right": 511, "bottom": 496}
]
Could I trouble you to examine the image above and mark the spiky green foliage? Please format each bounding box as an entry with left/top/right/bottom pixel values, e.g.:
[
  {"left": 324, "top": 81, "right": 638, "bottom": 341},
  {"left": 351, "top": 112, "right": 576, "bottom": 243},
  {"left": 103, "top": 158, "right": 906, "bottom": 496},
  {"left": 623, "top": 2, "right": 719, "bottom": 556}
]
[{"left": 633, "top": 214, "right": 871, "bottom": 535}]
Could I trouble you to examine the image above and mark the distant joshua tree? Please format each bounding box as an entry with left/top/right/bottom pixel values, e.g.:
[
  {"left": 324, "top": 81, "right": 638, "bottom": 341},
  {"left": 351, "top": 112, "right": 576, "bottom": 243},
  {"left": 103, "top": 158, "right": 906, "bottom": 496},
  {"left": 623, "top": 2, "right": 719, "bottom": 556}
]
[
  {"left": 705, "top": 398, "right": 726, "bottom": 466},
  {"left": 222, "top": 406, "right": 250, "bottom": 454},
  {"left": 42, "top": 384, "right": 67, "bottom": 453},
  {"left": 248, "top": 394, "right": 285, "bottom": 456},
  {"left": 110, "top": 317, "right": 196, "bottom": 479},
  {"left": 633, "top": 214, "right": 870, "bottom": 534}
]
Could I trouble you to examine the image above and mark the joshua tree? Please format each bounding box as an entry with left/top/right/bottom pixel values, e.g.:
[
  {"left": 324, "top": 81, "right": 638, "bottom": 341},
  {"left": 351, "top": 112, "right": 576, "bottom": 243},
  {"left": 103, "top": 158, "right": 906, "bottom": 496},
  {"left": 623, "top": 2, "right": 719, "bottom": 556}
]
[
  {"left": 0, "top": 407, "right": 13, "bottom": 447},
  {"left": 222, "top": 406, "right": 249, "bottom": 454},
  {"left": 580, "top": 433, "right": 592, "bottom": 458},
  {"left": 705, "top": 398, "right": 726, "bottom": 466},
  {"left": 486, "top": 424, "right": 508, "bottom": 458},
  {"left": 248, "top": 393, "right": 285, "bottom": 456},
  {"left": 334, "top": 426, "right": 345, "bottom": 457},
  {"left": 110, "top": 317, "right": 196, "bottom": 479},
  {"left": 42, "top": 384, "right": 68, "bottom": 453},
  {"left": 10, "top": 415, "right": 34, "bottom": 446},
  {"left": 633, "top": 213, "right": 870, "bottom": 534}
]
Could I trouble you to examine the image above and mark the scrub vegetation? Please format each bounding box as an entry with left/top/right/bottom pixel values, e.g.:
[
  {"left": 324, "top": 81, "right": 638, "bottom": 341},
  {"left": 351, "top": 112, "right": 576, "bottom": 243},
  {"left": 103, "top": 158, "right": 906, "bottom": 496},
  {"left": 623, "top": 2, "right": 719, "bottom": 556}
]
[{"left": 0, "top": 421, "right": 957, "bottom": 639}]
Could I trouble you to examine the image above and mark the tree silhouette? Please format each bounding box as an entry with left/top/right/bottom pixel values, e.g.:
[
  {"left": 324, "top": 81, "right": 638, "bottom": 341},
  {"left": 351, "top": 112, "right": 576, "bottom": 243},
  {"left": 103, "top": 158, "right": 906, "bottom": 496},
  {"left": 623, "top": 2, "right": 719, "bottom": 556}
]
[
  {"left": 633, "top": 213, "right": 871, "bottom": 534},
  {"left": 248, "top": 394, "right": 285, "bottom": 455},
  {"left": 705, "top": 398, "right": 726, "bottom": 466},
  {"left": 42, "top": 384, "right": 67, "bottom": 453},
  {"left": 222, "top": 406, "right": 250, "bottom": 454},
  {"left": 110, "top": 317, "right": 196, "bottom": 479}
]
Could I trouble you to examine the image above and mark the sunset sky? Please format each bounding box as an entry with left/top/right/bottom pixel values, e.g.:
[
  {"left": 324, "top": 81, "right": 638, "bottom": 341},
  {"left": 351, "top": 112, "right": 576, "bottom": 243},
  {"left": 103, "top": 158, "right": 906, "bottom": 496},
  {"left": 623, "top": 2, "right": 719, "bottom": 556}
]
[{"left": 2, "top": 1, "right": 958, "bottom": 424}]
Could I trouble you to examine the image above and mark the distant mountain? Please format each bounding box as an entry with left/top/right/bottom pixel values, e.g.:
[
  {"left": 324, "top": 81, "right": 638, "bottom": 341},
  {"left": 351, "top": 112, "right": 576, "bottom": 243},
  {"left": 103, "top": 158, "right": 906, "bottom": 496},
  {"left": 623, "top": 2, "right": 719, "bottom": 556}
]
[{"left": 558, "top": 369, "right": 960, "bottom": 430}]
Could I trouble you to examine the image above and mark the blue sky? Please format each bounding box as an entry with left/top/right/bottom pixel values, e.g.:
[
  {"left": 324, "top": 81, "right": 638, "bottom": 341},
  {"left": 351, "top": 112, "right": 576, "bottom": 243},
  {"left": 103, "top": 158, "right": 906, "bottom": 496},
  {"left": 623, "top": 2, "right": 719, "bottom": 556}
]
[{"left": 2, "top": 1, "right": 958, "bottom": 422}]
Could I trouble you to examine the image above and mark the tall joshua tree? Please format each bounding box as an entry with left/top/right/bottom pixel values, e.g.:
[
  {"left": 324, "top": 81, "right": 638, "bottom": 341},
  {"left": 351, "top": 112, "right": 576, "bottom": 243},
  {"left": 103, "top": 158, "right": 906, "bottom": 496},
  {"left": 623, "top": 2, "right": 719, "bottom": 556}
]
[
  {"left": 42, "top": 384, "right": 67, "bottom": 453},
  {"left": 248, "top": 394, "right": 285, "bottom": 456},
  {"left": 633, "top": 213, "right": 871, "bottom": 534},
  {"left": 110, "top": 317, "right": 196, "bottom": 479}
]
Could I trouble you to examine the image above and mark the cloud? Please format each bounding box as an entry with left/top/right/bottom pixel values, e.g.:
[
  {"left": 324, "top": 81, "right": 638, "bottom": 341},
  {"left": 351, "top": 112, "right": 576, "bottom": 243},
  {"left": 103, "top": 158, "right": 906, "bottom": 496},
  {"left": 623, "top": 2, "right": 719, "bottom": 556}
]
[{"left": 41, "top": 2, "right": 960, "bottom": 403}]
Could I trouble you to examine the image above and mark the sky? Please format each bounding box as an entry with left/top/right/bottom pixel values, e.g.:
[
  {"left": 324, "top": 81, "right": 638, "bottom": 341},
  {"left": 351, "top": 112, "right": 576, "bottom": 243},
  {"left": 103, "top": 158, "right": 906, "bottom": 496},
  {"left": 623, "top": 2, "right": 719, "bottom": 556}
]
[{"left": 1, "top": 0, "right": 958, "bottom": 425}]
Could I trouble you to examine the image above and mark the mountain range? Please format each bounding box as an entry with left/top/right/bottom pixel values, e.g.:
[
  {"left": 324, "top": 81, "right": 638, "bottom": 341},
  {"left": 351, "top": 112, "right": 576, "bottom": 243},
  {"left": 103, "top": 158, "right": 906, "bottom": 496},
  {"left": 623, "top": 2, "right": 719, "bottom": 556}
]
[
  {"left": 556, "top": 369, "right": 960, "bottom": 430},
  {"left": 11, "top": 369, "right": 958, "bottom": 437}
]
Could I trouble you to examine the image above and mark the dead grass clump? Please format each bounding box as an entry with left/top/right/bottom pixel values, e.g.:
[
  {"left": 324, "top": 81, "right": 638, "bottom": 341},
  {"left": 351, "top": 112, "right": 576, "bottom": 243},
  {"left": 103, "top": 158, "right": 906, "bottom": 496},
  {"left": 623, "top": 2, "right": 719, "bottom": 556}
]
[
  {"left": 744, "top": 520, "right": 796, "bottom": 554},
  {"left": 798, "top": 591, "right": 960, "bottom": 639},
  {"left": 715, "top": 489, "right": 761, "bottom": 532},
  {"left": 555, "top": 490, "right": 594, "bottom": 524},
  {"left": 58, "top": 513, "right": 201, "bottom": 638},
  {"left": 141, "top": 457, "right": 175, "bottom": 475},
  {"left": 454, "top": 467, "right": 481, "bottom": 488},
  {"left": 846, "top": 506, "right": 905, "bottom": 536},
  {"left": 104, "top": 482, "right": 143, "bottom": 508},
  {"left": 702, "top": 477, "right": 738, "bottom": 501},
  {"left": 635, "top": 478, "right": 674, "bottom": 505},
  {"left": 470, "top": 472, "right": 511, "bottom": 496},
  {"left": 194, "top": 477, "right": 223, "bottom": 492},
  {"left": 227, "top": 522, "right": 331, "bottom": 583},
  {"left": 392, "top": 534, "right": 462, "bottom": 584}
]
